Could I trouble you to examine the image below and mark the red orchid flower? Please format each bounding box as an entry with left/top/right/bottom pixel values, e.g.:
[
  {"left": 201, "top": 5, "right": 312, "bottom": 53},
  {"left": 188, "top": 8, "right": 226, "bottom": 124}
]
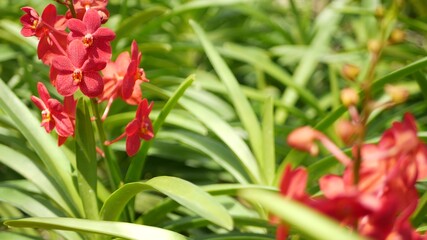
[
  {"left": 31, "top": 82, "right": 74, "bottom": 146},
  {"left": 279, "top": 164, "right": 308, "bottom": 201},
  {"left": 67, "top": 0, "right": 110, "bottom": 23},
  {"left": 20, "top": 4, "right": 68, "bottom": 65},
  {"left": 20, "top": 7, "right": 39, "bottom": 37},
  {"left": 67, "top": 8, "right": 115, "bottom": 63},
  {"left": 281, "top": 113, "right": 427, "bottom": 240},
  {"left": 99, "top": 50, "right": 143, "bottom": 119},
  {"left": 104, "top": 99, "right": 153, "bottom": 156},
  {"left": 122, "top": 40, "right": 149, "bottom": 100},
  {"left": 125, "top": 99, "right": 154, "bottom": 156},
  {"left": 274, "top": 165, "right": 309, "bottom": 240},
  {"left": 58, "top": 96, "right": 77, "bottom": 146},
  {"left": 51, "top": 39, "right": 106, "bottom": 97}
]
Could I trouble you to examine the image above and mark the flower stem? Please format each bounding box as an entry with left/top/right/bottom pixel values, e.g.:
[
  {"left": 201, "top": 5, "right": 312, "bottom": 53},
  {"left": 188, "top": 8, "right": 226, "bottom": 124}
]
[
  {"left": 352, "top": 2, "right": 399, "bottom": 185},
  {"left": 67, "top": 0, "right": 77, "bottom": 18},
  {"left": 90, "top": 98, "right": 122, "bottom": 190}
]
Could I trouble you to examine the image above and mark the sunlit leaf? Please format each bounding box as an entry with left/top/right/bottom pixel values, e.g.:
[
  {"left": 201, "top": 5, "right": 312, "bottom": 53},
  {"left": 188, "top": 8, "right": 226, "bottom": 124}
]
[
  {"left": 100, "top": 176, "right": 233, "bottom": 230},
  {"left": 5, "top": 217, "right": 187, "bottom": 240}
]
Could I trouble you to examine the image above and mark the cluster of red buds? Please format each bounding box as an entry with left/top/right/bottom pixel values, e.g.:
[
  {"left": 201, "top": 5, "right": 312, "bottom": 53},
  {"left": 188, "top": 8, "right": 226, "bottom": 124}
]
[
  {"left": 279, "top": 113, "right": 427, "bottom": 240},
  {"left": 20, "top": 0, "right": 153, "bottom": 156}
]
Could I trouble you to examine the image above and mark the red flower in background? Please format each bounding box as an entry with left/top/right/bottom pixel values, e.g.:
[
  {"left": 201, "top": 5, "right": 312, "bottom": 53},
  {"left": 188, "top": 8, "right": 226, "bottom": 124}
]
[
  {"left": 279, "top": 113, "right": 427, "bottom": 240},
  {"left": 122, "top": 40, "right": 149, "bottom": 100},
  {"left": 274, "top": 165, "right": 309, "bottom": 240},
  {"left": 51, "top": 39, "right": 106, "bottom": 97},
  {"left": 99, "top": 42, "right": 146, "bottom": 120},
  {"left": 67, "top": 8, "right": 115, "bottom": 63},
  {"left": 67, "top": 0, "right": 110, "bottom": 23},
  {"left": 31, "top": 82, "right": 74, "bottom": 146}
]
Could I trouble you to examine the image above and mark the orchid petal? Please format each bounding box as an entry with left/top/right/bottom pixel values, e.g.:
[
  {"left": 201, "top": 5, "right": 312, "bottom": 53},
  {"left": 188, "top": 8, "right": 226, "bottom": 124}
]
[
  {"left": 79, "top": 71, "right": 104, "bottom": 97},
  {"left": 56, "top": 74, "right": 79, "bottom": 96},
  {"left": 83, "top": 9, "right": 101, "bottom": 33},
  {"left": 126, "top": 133, "right": 141, "bottom": 157}
]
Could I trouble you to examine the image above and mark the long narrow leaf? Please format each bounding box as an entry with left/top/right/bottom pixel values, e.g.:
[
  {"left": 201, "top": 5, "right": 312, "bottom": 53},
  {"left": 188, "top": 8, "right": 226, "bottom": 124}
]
[
  {"left": 262, "top": 97, "right": 275, "bottom": 185},
  {"left": 143, "top": 183, "right": 276, "bottom": 226},
  {"left": 372, "top": 56, "right": 427, "bottom": 93},
  {"left": 75, "top": 99, "right": 98, "bottom": 220},
  {"left": 0, "top": 79, "right": 83, "bottom": 216},
  {"left": 115, "top": 6, "right": 168, "bottom": 39},
  {"left": 190, "top": 20, "right": 265, "bottom": 183},
  {"left": 0, "top": 232, "right": 41, "bottom": 240},
  {"left": 0, "top": 144, "right": 74, "bottom": 216},
  {"left": 275, "top": 0, "right": 347, "bottom": 123},
  {"left": 157, "top": 130, "right": 250, "bottom": 184},
  {"left": 5, "top": 217, "right": 187, "bottom": 240},
  {"left": 143, "top": 82, "right": 262, "bottom": 183},
  {"left": 100, "top": 176, "right": 233, "bottom": 230},
  {"left": 219, "top": 43, "right": 322, "bottom": 114},
  {"left": 0, "top": 187, "right": 81, "bottom": 240}
]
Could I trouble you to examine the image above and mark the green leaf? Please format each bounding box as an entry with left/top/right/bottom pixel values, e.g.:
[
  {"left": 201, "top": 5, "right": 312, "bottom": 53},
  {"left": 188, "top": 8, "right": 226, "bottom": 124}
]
[
  {"left": 190, "top": 20, "right": 265, "bottom": 183},
  {"left": 100, "top": 176, "right": 233, "bottom": 230},
  {"left": 173, "top": 0, "right": 254, "bottom": 14},
  {"left": 239, "top": 189, "right": 366, "bottom": 240},
  {"left": 261, "top": 97, "right": 275, "bottom": 185},
  {"left": 411, "top": 181, "right": 427, "bottom": 226},
  {"left": 0, "top": 186, "right": 62, "bottom": 218},
  {"left": 0, "top": 144, "right": 74, "bottom": 216},
  {"left": 4, "top": 218, "right": 187, "bottom": 240},
  {"left": 143, "top": 82, "right": 262, "bottom": 183},
  {"left": 0, "top": 79, "right": 83, "bottom": 217},
  {"left": 125, "top": 75, "right": 194, "bottom": 183},
  {"left": 0, "top": 232, "right": 41, "bottom": 240},
  {"left": 220, "top": 43, "right": 322, "bottom": 115},
  {"left": 413, "top": 71, "right": 427, "bottom": 103},
  {"left": 372, "top": 56, "right": 427, "bottom": 93},
  {"left": 143, "top": 183, "right": 276, "bottom": 226},
  {"left": 274, "top": 0, "right": 347, "bottom": 123},
  {"left": 157, "top": 130, "right": 251, "bottom": 184},
  {"left": 0, "top": 187, "right": 82, "bottom": 240},
  {"left": 181, "top": 98, "right": 262, "bottom": 183},
  {"left": 115, "top": 6, "right": 168, "bottom": 39},
  {"left": 75, "top": 99, "right": 98, "bottom": 220}
]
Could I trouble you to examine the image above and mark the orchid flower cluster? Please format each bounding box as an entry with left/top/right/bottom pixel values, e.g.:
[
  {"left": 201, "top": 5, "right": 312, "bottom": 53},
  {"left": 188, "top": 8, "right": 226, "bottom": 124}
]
[
  {"left": 20, "top": 0, "right": 153, "bottom": 156},
  {"left": 279, "top": 114, "right": 427, "bottom": 239}
]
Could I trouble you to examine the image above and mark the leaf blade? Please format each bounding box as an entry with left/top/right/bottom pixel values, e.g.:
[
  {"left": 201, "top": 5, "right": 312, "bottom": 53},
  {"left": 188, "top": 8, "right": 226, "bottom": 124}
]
[
  {"left": 5, "top": 217, "right": 187, "bottom": 240},
  {"left": 100, "top": 176, "right": 233, "bottom": 230},
  {"left": 190, "top": 20, "right": 264, "bottom": 183}
]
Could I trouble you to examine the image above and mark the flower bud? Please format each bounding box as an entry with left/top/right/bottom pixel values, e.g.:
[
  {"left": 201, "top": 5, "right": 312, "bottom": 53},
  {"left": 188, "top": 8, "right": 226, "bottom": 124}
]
[
  {"left": 368, "top": 39, "right": 382, "bottom": 54},
  {"left": 287, "top": 126, "right": 319, "bottom": 156},
  {"left": 389, "top": 29, "right": 405, "bottom": 44},
  {"left": 340, "top": 88, "right": 359, "bottom": 107},
  {"left": 342, "top": 64, "right": 360, "bottom": 81},
  {"left": 374, "top": 6, "right": 385, "bottom": 19},
  {"left": 385, "top": 84, "right": 409, "bottom": 104}
]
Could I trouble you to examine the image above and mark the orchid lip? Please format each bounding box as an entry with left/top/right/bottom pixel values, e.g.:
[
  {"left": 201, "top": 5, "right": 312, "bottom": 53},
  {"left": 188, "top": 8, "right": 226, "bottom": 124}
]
[
  {"left": 41, "top": 109, "right": 51, "bottom": 123},
  {"left": 72, "top": 69, "right": 83, "bottom": 85},
  {"left": 83, "top": 33, "right": 94, "bottom": 47}
]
